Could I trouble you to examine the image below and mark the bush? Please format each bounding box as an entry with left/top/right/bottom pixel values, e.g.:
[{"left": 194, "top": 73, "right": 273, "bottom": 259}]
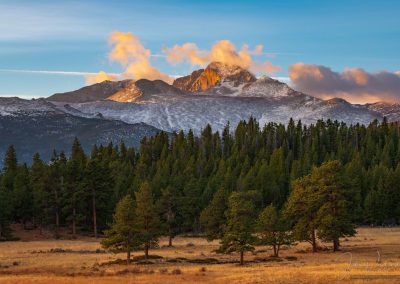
[{"left": 171, "top": 268, "right": 182, "bottom": 275}]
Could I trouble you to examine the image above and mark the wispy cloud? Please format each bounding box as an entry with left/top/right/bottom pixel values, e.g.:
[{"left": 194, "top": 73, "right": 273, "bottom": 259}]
[{"left": 0, "top": 69, "right": 120, "bottom": 77}]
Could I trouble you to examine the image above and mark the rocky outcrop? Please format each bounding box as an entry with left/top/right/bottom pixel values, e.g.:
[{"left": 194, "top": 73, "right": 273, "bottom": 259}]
[{"left": 173, "top": 62, "right": 256, "bottom": 93}]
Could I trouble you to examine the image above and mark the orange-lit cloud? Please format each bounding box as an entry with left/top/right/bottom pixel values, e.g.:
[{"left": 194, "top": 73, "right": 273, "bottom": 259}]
[
  {"left": 86, "top": 31, "right": 172, "bottom": 84},
  {"left": 85, "top": 71, "right": 118, "bottom": 85},
  {"left": 289, "top": 63, "right": 400, "bottom": 104},
  {"left": 163, "top": 40, "right": 280, "bottom": 74}
]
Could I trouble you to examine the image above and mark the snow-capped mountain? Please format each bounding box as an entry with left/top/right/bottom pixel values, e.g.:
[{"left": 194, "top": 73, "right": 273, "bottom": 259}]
[
  {"left": 1, "top": 61, "right": 394, "bottom": 164},
  {"left": 49, "top": 79, "right": 185, "bottom": 103},
  {"left": 365, "top": 102, "right": 400, "bottom": 122},
  {"left": 173, "top": 61, "right": 256, "bottom": 93},
  {"left": 48, "top": 80, "right": 133, "bottom": 103},
  {"left": 0, "top": 97, "right": 162, "bottom": 165},
  {"left": 45, "top": 62, "right": 383, "bottom": 134}
]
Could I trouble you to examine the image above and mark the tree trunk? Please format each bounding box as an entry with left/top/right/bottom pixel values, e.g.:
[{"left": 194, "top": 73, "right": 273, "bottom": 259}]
[
  {"left": 144, "top": 243, "right": 149, "bottom": 259},
  {"left": 127, "top": 251, "right": 131, "bottom": 265},
  {"left": 312, "top": 229, "right": 317, "bottom": 252},
  {"left": 168, "top": 235, "right": 173, "bottom": 247},
  {"left": 333, "top": 238, "right": 340, "bottom": 251},
  {"left": 240, "top": 251, "right": 244, "bottom": 265},
  {"left": 54, "top": 177, "right": 61, "bottom": 237},
  {"left": 72, "top": 207, "right": 76, "bottom": 237},
  {"left": 273, "top": 245, "right": 278, "bottom": 257},
  {"left": 54, "top": 210, "right": 60, "bottom": 238},
  {"left": 92, "top": 188, "right": 97, "bottom": 238}
]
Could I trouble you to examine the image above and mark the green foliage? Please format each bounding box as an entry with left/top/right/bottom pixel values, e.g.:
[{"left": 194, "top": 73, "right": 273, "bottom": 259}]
[
  {"left": 101, "top": 195, "right": 138, "bottom": 262},
  {"left": 256, "top": 204, "right": 294, "bottom": 257},
  {"left": 219, "top": 191, "right": 259, "bottom": 265},
  {"left": 12, "top": 165, "right": 33, "bottom": 225},
  {"left": 157, "top": 186, "right": 181, "bottom": 246},
  {"left": 0, "top": 185, "right": 12, "bottom": 240},
  {"left": 286, "top": 161, "right": 356, "bottom": 251},
  {"left": 1, "top": 117, "right": 400, "bottom": 248},
  {"left": 134, "top": 182, "right": 161, "bottom": 258},
  {"left": 200, "top": 186, "right": 228, "bottom": 241},
  {"left": 313, "top": 161, "right": 356, "bottom": 250}
]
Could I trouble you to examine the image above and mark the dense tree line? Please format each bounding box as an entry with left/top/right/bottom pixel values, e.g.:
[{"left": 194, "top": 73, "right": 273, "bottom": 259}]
[{"left": 1, "top": 118, "right": 400, "bottom": 262}]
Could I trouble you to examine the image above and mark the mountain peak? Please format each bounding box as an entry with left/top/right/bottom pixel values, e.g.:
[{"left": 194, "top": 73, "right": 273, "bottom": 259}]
[
  {"left": 48, "top": 80, "right": 133, "bottom": 103},
  {"left": 173, "top": 61, "right": 256, "bottom": 93},
  {"left": 108, "top": 79, "right": 185, "bottom": 102}
]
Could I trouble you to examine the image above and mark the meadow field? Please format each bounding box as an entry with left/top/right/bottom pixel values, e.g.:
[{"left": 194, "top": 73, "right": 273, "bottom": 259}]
[{"left": 0, "top": 227, "right": 399, "bottom": 283}]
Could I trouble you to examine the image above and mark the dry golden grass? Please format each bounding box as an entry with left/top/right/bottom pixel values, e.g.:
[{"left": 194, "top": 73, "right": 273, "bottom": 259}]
[{"left": 1, "top": 227, "right": 400, "bottom": 283}]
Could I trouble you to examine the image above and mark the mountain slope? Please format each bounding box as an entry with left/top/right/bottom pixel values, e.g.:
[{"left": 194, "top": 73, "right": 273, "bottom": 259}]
[
  {"left": 365, "top": 102, "right": 400, "bottom": 122},
  {"left": 55, "top": 92, "right": 381, "bottom": 135},
  {"left": 108, "top": 79, "right": 186, "bottom": 102},
  {"left": 48, "top": 79, "right": 185, "bottom": 103},
  {"left": 48, "top": 80, "right": 133, "bottom": 103},
  {"left": 0, "top": 97, "right": 162, "bottom": 164},
  {"left": 45, "top": 62, "right": 383, "bottom": 134}
]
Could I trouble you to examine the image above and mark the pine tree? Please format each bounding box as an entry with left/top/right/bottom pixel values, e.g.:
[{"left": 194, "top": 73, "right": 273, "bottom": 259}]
[
  {"left": 83, "top": 155, "right": 113, "bottom": 238},
  {"left": 2, "top": 145, "right": 18, "bottom": 193},
  {"left": 219, "top": 191, "right": 259, "bottom": 265},
  {"left": 286, "top": 161, "right": 355, "bottom": 252},
  {"left": 12, "top": 165, "right": 33, "bottom": 228},
  {"left": 62, "top": 140, "right": 86, "bottom": 237},
  {"left": 200, "top": 186, "right": 228, "bottom": 241},
  {"left": 101, "top": 195, "right": 138, "bottom": 264},
  {"left": 256, "top": 204, "right": 293, "bottom": 257},
  {"left": 313, "top": 161, "right": 356, "bottom": 251},
  {"left": 0, "top": 185, "right": 12, "bottom": 240},
  {"left": 30, "top": 153, "right": 48, "bottom": 232},
  {"left": 157, "top": 186, "right": 180, "bottom": 246},
  {"left": 3, "top": 145, "right": 17, "bottom": 173},
  {"left": 285, "top": 174, "right": 320, "bottom": 252},
  {"left": 135, "top": 182, "right": 161, "bottom": 259},
  {"left": 48, "top": 151, "right": 66, "bottom": 237}
]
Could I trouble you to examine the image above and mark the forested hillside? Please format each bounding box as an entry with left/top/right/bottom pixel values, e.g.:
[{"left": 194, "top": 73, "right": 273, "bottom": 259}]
[{"left": 1, "top": 118, "right": 399, "bottom": 254}]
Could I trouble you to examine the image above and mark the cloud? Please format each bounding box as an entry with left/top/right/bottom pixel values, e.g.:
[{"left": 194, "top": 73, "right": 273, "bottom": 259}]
[
  {"left": 87, "top": 32, "right": 172, "bottom": 84},
  {"left": 99, "top": 31, "right": 172, "bottom": 84},
  {"left": 162, "top": 40, "right": 280, "bottom": 74},
  {"left": 0, "top": 69, "right": 121, "bottom": 85},
  {"left": 0, "top": 69, "right": 119, "bottom": 77},
  {"left": 289, "top": 63, "right": 400, "bottom": 104},
  {"left": 85, "top": 71, "right": 119, "bottom": 85}
]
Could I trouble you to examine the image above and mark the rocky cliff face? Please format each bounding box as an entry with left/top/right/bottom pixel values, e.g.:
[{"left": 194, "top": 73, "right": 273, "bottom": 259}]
[
  {"left": 173, "top": 62, "right": 256, "bottom": 92},
  {"left": 107, "top": 80, "right": 143, "bottom": 102}
]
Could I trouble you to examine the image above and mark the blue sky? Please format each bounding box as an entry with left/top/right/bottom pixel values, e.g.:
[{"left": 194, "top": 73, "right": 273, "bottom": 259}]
[{"left": 0, "top": 0, "right": 399, "bottom": 98}]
